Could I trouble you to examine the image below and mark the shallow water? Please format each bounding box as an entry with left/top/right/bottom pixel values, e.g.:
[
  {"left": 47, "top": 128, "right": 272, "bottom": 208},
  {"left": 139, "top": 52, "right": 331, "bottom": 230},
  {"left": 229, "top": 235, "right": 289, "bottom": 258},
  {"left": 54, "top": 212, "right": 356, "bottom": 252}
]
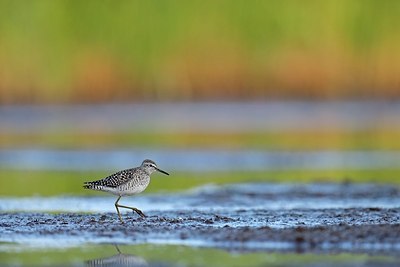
[
  {"left": 2, "top": 101, "right": 400, "bottom": 133},
  {"left": 1, "top": 183, "right": 400, "bottom": 255},
  {"left": 2, "top": 244, "right": 399, "bottom": 267},
  {"left": 2, "top": 102, "right": 400, "bottom": 266},
  {"left": 1, "top": 183, "right": 400, "bottom": 266},
  {"left": 2, "top": 149, "right": 400, "bottom": 171},
  {"left": 1, "top": 183, "right": 399, "bottom": 215},
  {"left": 2, "top": 101, "right": 400, "bottom": 172}
]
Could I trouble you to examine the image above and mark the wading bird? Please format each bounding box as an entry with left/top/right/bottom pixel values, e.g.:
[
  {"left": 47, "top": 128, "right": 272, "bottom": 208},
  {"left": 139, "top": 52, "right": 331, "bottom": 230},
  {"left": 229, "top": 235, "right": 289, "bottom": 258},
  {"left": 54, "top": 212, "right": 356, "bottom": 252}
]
[{"left": 83, "top": 159, "right": 169, "bottom": 223}]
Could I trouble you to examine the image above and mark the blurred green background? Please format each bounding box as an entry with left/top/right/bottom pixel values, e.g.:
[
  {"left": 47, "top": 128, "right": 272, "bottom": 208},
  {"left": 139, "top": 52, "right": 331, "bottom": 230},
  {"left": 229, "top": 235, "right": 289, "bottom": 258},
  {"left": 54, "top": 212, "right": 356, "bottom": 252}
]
[
  {"left": 1, "top": 0, "right": 400, "bottom": 103},
  {"left": 1, "top": 0, "right": 400, "bottom": 196}
]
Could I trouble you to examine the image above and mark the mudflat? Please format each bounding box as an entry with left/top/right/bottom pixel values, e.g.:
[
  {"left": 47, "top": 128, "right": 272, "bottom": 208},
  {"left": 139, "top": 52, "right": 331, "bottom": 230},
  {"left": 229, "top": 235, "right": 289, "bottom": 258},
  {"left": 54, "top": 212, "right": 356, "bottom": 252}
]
[{"left": 1, "top": 183, "right": 399, "bottom": 255}]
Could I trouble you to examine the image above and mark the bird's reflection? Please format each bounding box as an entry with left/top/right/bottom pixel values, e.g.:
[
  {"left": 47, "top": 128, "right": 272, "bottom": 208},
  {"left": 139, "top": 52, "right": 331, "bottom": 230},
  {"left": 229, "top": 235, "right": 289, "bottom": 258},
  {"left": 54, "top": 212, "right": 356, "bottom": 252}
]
[{"left": 86, "top": 245, "right": 148, "bottom": 267}]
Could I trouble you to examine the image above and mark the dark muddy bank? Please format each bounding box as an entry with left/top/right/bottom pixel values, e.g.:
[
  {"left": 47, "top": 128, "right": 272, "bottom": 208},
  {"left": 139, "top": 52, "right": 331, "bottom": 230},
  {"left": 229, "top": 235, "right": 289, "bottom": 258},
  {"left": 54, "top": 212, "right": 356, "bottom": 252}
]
[
  {"left": 1, "top": 209, "right": 400, "bottom": 254},
  {"left": 1, "top": 183, "right": 400, "bottom": 255}
]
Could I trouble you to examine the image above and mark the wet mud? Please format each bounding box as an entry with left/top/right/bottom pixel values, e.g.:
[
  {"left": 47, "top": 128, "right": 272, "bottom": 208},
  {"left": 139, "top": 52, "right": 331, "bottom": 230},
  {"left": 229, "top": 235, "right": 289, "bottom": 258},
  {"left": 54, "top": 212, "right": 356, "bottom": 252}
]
[
  {"left": 1, "top": 183, "right": 400, "bottom": 255},
  {"left": 1, "top": 208, "right": 400, "bottom": 255}
]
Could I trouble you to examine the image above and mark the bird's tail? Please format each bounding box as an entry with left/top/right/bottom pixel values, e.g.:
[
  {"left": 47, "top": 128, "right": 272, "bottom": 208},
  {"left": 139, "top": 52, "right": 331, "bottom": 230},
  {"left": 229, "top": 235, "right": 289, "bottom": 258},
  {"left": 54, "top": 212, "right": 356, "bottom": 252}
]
[{"left": 83, "top": 181, "right": 103, "bottom": 191}]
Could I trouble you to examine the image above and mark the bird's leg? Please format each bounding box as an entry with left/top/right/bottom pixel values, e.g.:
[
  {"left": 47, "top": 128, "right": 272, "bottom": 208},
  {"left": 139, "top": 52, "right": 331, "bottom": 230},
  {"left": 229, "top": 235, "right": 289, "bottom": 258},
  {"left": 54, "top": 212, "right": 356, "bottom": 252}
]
[
  {"left": 115, "top": 196, "right": 124, "bottom": 223},
  {"left": 115, "top": 196, "right": 146, "bottom": 219},
  {"left": 116, "top": 203, "right": 146, "bottom": 218},
  {"left": 114, "top": 244, "right": 121, "bottom": 254}
]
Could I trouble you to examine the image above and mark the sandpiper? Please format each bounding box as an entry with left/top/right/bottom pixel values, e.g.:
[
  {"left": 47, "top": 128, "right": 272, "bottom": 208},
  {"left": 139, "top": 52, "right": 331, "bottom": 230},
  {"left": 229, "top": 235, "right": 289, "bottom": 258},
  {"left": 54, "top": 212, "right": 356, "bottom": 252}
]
[{"left": 83, "top": 159, "right": 169, "bottom": 223}]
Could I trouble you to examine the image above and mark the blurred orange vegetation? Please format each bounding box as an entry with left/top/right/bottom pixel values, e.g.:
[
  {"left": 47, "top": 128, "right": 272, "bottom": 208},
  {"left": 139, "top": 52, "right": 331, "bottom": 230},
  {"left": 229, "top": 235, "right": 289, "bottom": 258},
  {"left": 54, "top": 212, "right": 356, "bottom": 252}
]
[
  {"left": 2, "top": 43, "right": 399, "bottom": 103},
  {"left": 0, "top": 1, "right": 400, "bottom": 103}
]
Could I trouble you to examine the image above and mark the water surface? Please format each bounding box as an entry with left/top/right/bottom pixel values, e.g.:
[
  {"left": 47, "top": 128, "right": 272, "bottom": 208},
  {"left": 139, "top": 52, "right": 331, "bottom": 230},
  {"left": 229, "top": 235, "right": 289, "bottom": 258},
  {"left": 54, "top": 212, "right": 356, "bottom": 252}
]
[
  {"left": 1, "top": 149, "right": 400, "bottom": 171},
  {"left": 2, "top": 101, "right": 400, "bottom": 133},
  {"left": 1, "top": 183, "right": 400, "bottom": 266}
]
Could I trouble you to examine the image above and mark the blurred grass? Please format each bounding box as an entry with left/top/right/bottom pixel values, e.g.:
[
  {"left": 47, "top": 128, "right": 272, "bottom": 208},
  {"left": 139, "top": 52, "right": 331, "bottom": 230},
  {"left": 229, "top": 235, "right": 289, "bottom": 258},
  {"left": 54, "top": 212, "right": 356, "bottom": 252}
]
[
  {"left": 1, "top": 130, "right": 400, "bottom": 150},
  {"left": 1, "top": 244, "right": 396, "bottom": 266},
  {"left": 1, "top": 0, "right": 400, "bottom": 103},
  {"left": 1, "top": 169, "right": 400, "bottom": 196}
]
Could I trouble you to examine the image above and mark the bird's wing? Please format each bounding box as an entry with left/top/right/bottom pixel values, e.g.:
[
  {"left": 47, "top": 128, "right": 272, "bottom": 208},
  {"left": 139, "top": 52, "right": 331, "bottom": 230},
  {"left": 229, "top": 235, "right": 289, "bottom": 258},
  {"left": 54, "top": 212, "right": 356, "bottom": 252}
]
[{"left": 85, "top": 168, "right": 138, "bottom": 188}]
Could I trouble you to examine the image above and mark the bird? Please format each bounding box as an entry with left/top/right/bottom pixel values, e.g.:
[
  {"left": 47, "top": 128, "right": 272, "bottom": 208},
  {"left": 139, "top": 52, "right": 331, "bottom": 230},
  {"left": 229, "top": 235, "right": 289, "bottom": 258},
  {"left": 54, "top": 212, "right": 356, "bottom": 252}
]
[{"left": 83, "top": 159, "right": 169, "bottom": 223}]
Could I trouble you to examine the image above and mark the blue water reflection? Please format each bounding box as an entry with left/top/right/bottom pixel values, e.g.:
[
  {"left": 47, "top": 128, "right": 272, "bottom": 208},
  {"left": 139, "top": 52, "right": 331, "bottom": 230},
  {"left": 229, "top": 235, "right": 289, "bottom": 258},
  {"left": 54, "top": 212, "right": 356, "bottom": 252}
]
[
  {"left": 1, "top": 148, "right": 400, "bottom": 171},
  {"left": 1, "top": 101, "right": 400, "bottom": 133}
]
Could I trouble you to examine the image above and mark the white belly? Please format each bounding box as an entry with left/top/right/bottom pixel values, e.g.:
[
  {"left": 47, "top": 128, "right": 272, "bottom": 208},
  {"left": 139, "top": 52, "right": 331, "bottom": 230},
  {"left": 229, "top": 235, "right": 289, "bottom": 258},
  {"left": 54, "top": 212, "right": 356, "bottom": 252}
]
[
  {"left": 100, "top": 186, "right": 147, "bottom": 196},
  {"left": 115, "top": 178, "right": 150, "bottom": 196}
]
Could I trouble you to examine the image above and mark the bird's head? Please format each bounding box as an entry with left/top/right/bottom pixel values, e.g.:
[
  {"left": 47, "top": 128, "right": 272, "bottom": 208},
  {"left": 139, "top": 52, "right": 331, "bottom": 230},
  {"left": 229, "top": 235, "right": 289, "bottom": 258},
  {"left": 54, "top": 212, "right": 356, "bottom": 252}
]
[{"left": 141, "top": 159, "right": 169, "bottom": 176}]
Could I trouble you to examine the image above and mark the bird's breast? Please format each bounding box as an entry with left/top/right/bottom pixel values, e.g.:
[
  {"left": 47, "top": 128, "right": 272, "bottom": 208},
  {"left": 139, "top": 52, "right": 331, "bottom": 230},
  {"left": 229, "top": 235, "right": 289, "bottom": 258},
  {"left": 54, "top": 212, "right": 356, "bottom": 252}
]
[{"left": 117, "top": 176, "right": 150, "bottom": 196}]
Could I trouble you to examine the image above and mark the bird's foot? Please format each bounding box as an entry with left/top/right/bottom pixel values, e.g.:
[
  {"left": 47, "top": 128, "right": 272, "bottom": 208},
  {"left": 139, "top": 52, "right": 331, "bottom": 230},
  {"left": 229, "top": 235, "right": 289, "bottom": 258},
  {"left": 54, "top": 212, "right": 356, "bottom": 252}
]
[
  {"left": 117, "top": 215, "right": 125, "bottom": 224},
  {"left": 133, "top": 208, "right": 146, "bottom": 218}
]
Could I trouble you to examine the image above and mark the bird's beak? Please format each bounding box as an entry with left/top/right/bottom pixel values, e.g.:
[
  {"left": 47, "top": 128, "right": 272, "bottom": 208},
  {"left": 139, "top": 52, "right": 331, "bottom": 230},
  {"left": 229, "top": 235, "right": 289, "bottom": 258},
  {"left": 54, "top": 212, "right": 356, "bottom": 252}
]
[{"left": 156, "top": 167, "right": 169, "bottom": 176}]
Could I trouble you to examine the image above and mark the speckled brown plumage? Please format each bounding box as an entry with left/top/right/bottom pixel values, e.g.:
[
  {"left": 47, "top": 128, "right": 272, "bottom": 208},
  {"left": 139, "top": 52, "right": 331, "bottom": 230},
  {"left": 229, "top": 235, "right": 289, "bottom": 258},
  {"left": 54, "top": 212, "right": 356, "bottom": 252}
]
[{"left": 83, "top": 159, "right": 169, "bottom": 223}]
